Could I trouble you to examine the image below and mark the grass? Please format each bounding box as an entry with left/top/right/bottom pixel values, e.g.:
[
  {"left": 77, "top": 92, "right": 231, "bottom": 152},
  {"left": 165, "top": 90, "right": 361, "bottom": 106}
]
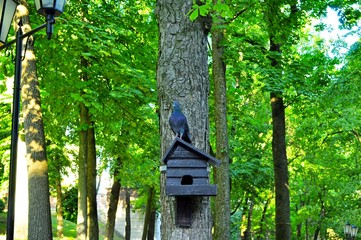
[
  {"left": 0, "top": 212, "right": 124, "bottom": 240},
  {"left": 51, "top": 214, "right": 77, "bottom": 239},
  {"left": 0, "top": 212, "right": 77, "bottom": 239},
  {"left": 0, "top": 213, "right": 6, "bottom": 236}
]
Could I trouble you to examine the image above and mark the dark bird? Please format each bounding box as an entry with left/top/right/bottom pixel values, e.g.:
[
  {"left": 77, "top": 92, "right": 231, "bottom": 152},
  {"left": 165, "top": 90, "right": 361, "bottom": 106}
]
[{"left": 169, "top": 100, "right": 192, "bottom": 143}]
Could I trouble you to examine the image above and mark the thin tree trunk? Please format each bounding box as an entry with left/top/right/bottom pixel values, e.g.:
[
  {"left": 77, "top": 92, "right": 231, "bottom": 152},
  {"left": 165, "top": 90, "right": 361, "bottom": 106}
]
[
  {"left": 156, "top": 0, "right": 211, "bottom": 239},
  {"left": 125, "top": 188, "right": 131, "bottom": 240},
  {"left": 258, "top": 194, "right": 271, "bottom": 239},
  {"left": 266, "top": 2, "right": 299, "bottom": 238},
  {"left": 105, "top": 170, "right": 121, "bottom": 240},
  {"left": 211, "top": 1, "right": 231, "bottom": 239},
  {"left": 56, "top": 177, "right": 64, "bottom": 238},
  {"left": 269, "top": 35, "right": 291, "bottom": 239},
  {"left": 87, "top": 123, "right": 99, "bottom": 239},
  {"left": 142, "top": 187, "right": 155, "bottom": 240},
  {"left": 270, "top": 91, "right": 291, "bottom": 239},
  {"left": 148, "top": 208, "right": 156, "bottom": 240},
  {"left": 77, "top": 101, "right": 88, "bottom": 240},
  {"left": 243, "top": 199, "right": 254, "bottom": 240},
  {"left": 296, "top": 201, "right": 304, "bottom": 239},
  {"left": 77, "top": 2, "right": 90, "bottom": 236},
  {"left": 18, "top": 2, "right": 52, "bottom": 239}
]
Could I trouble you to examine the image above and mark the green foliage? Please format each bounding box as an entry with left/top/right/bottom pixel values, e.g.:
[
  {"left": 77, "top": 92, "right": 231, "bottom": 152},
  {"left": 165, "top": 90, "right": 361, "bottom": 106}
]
[
  {"left": 0, "top": 0, "right": 360, "bottom": 239},
  {"left": 62, "top": 187, "right": 78, "bottom": 223},
  {"left": 189, "top": 1, "right": 232, "bottom": 21},
  {"left": 209, "top": 0, "right": 361, "bottom": 238},
  {"left": 0, "top": 199, "right": 5, "bottom": 213}
]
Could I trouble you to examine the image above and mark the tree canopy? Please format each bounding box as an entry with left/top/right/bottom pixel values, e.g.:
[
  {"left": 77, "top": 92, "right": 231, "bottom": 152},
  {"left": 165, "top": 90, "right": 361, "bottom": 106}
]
[{"left": 0, "top": 0, "right": 360, "bottom": 239}]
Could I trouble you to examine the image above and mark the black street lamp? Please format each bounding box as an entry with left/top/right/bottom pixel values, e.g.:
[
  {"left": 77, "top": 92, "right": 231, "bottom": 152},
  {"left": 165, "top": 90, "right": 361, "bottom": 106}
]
[
  {"left": 34, "top": 0, "right": 66, "bottom": 39},
  {"left": 0, "top": 0, "right": 66, "bottom": 239},
  {"left": 345, "top": 222, "right": 359, "bottom": 240}
]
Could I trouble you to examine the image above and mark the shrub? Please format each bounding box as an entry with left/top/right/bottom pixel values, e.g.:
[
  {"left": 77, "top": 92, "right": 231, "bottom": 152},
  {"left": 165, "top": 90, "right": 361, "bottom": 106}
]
[
  {"left": 62, "top": 186, "right": 78, "bottom": 223},
  {"left": 0, "top": 199, "right": 5, "bottom": 213}
]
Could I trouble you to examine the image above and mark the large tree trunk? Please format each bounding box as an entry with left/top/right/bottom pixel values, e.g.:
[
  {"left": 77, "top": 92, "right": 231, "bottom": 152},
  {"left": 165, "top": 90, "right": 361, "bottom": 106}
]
[
  {"left": 211, "top": 2, "right": 231, "bottom": 239},
  {"left": 270, "top": 40, "right": 291, "bottom": 240},
  {"left": 77, "top": 101, "right": 88, "bottom": 240},
  {"left": 105, "top": 170, "right": 121, "bottom": 240},
  {"left": 156, "top": 0, "right": 212, "bottom": 239},
  {"left": 87, "top": 123, "right": 99, "bottom": 239},
  {"left": 18, "top": 2, "right": 52, "bottom": 239}
]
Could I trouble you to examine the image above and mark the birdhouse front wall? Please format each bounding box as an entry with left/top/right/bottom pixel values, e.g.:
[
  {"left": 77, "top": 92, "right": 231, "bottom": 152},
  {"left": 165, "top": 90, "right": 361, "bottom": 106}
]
[
  {"left": 166, "top": 159, "right": 209, "bottom": 186},
  {"left": 165, "top": 146, "right": 217, "bottom": 196}
]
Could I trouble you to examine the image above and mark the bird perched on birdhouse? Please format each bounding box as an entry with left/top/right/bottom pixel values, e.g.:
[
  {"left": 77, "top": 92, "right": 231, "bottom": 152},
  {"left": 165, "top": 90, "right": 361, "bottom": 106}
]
[{"left": 169, "top": 100, "right": 192, "bottom": 143}]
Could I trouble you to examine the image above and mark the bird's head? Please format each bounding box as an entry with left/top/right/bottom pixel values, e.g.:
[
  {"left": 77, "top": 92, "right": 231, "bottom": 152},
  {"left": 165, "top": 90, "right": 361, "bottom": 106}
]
[{"left": 173, "top": 100, "right": 182, "bottom": 111}]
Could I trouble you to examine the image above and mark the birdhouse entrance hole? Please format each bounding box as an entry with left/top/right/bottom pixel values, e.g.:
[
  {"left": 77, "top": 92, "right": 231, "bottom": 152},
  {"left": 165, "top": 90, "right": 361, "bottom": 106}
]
[{"left": 181, "top": 175, "right": 193, "bottom": 185}]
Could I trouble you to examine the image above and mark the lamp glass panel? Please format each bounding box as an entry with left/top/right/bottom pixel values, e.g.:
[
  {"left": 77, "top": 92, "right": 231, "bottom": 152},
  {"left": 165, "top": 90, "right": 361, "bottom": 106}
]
[
  {"left": 35, "top": 0, "right": 65, "bottom": 17},
  {"left": 351, "top": 226, "right": 358, "bottom": 237},
  {"left": 55, "top": 0, "right": 65, "bottom": 11},
  {"left": 0, "top": 0, "right": 16, "bottom": 45},
  {"left": 40, "top": 0, "right": 54, "bottom": 8},
  {"left": 34, "top": 0, "right": 41, "bottom": 11},
  {"left": 345, "top": 223, "right": 352, "bottom": 234}
]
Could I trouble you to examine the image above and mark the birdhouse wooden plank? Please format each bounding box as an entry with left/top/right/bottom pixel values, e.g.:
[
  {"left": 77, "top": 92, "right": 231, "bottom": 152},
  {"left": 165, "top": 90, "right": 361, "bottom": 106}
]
[
  {"left": 175, "top": 197, "right": 192, "bottom": 227},
  {"left": 162, "top": 137, "right": 220, "bottom": 197}
]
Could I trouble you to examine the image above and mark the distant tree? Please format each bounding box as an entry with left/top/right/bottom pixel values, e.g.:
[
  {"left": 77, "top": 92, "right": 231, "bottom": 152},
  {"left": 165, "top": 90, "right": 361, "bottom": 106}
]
[{"left": 211, "top": 1, "right": 231, "bottom": 239}]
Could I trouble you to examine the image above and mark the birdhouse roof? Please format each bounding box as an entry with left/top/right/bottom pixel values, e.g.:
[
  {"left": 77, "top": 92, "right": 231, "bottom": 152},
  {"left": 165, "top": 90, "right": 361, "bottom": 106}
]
[{"left": 162, "top": 137, "right": 220, "bottom": 167}]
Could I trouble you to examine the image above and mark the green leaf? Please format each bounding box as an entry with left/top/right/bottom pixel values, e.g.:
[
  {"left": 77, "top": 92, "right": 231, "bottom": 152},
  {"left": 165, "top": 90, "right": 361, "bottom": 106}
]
[
  {"left": 189, "top": 6, "right": 199, "bottom": 21},
  {"left": 199, "top": 4, "right": 211, "bottom": 17}
]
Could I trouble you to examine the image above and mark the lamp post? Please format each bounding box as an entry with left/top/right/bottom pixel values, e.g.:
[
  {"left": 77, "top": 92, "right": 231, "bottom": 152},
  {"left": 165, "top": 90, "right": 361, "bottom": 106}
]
[
  {"left": 0, "top": 1, "right": 66, "bottom": 239},
  {"left": 345, "top": 223, "right": 359, "bottom": 240}
]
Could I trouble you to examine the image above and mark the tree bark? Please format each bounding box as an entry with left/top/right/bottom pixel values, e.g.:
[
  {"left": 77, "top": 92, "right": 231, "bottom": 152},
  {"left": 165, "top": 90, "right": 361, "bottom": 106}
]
[
  {"left": 56, "top": 176, "right": 64, "bottom": 238},
  {"left": 156, "top": 0, "right": 211, "bottom": 239},
  {"left": 87, "top": 122, "right": 99, "bottom": 239},
  {"left": 18, "top": 2, "right": 52, "bottom": 239},
  {"left": 105, "top": 171, "right": 121, "bottom": 240},
  {"left": 243, "top": 199, "right": 254, "bottom": 240},
  {"left": 270, "top": 40, "right": 291, "bottom": 240},
  {"left": 142, "top": 187, "right": 155, "bottom": 240},
  {"left": 211, "top": 2, "right": 231, "bottom": 239},
  {"left": 125, "top": 188, "right": 131, "bottom": 240},
  {"left": 270, "top": 91, "right": 291, "bottom": 239},
  {"left": 258, "top": 194, "right": 271, "bottom": 239},
  {"left": 148, "top": 208, "right": 156, "bottom": 240},
  {"left": 77, "top": 101, "right": 88, "bottom": 240}
]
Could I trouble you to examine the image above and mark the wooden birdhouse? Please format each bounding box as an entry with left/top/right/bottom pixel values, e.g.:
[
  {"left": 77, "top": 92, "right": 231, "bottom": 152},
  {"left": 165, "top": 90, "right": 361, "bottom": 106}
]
[
  {"left": 162, "top": 137, "right": 220, "bottom": 196},
  {"left": 161, "top": 137, "right": 221, "bottom": 227}
]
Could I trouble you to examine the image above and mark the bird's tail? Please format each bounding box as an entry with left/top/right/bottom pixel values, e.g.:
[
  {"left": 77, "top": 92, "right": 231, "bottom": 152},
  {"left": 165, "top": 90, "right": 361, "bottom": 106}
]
[{"left": 182, "top": 132, "right": 192, "bottom": 144}]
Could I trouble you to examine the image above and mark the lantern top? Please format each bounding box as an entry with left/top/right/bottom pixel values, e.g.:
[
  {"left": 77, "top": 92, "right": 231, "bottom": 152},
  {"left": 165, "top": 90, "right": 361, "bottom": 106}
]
[{"left": 34, "top": 0, "right": 66, "bottom": 17}]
